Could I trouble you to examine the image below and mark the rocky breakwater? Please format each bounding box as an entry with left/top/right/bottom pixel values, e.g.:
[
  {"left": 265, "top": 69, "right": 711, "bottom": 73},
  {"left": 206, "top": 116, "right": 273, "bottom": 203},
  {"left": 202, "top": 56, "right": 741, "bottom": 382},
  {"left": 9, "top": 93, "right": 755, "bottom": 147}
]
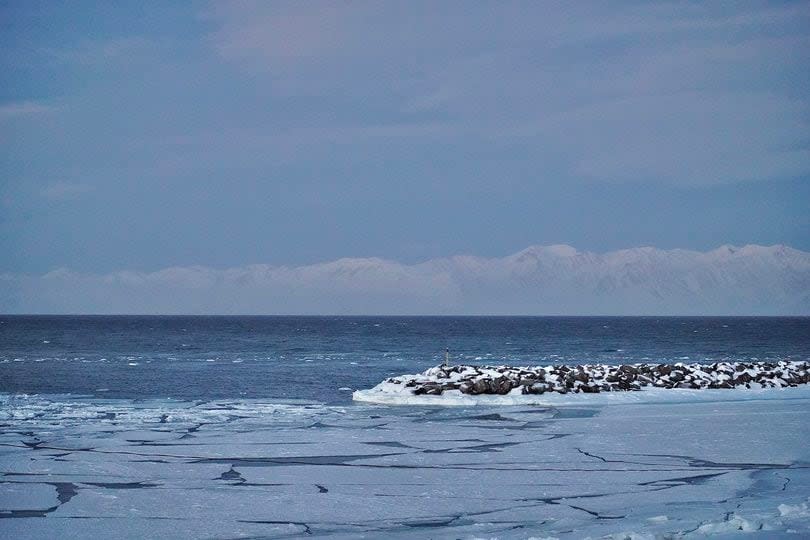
[{"left": 384, "top": 361, "right": 810, "bottom": 396}]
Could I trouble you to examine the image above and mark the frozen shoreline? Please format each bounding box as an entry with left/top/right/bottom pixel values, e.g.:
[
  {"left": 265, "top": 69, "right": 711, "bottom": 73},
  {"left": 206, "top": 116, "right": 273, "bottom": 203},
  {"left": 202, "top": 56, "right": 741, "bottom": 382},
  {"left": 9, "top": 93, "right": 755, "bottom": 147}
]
[
  {"left": 354, "top": 360, "right": 810, "bottom": 406},
  {"left": 3, "top": 391, "right": 810, "bottom": 538}
]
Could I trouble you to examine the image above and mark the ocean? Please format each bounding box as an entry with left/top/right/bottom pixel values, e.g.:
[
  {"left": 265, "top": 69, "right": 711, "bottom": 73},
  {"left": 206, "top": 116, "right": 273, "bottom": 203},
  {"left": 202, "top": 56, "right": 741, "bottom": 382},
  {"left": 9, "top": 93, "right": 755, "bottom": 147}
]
[
  {"left": 2, "top": 315, "right": 808, "bottom": 401},
  {"left": 2, "top": 316, "right": 809, "bottom": 538}
]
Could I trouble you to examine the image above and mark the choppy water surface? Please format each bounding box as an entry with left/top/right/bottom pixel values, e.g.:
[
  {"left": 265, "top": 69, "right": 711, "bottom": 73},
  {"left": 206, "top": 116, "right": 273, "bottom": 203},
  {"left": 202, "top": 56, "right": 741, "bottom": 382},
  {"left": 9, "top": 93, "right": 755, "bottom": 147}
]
[{"left": 1, "top": 316, "right": 808, "bottom": 401}]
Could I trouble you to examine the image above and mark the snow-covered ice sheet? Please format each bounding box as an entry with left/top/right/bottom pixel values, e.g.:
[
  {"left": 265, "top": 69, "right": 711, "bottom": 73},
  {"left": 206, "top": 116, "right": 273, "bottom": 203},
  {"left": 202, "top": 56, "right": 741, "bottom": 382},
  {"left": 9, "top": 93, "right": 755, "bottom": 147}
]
[{"left": 1, "top": 393, "right": 809, "bottom": 538}]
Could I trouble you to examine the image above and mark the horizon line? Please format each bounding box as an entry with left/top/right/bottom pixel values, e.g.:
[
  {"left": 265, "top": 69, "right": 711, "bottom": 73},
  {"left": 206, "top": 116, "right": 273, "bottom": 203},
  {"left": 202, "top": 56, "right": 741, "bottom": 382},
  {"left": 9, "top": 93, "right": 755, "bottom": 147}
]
[{"left": 3, "top": 313, "right": 808, "bottom": 318}]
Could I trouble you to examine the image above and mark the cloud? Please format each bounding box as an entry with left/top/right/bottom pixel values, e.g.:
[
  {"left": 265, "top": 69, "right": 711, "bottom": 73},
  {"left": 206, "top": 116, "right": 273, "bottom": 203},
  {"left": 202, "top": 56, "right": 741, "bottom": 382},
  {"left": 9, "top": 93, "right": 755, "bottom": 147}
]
[
  {"left": 201, "top": 1, "right": 810, "bottom": 186},
  {"left": 206, "top": 1, "right": 356, "bottom": 63},
  {"left": 0, "top": 101, "right": 55, "bottom": 117},
  {"left": 43, "top": 36, "right": 157, "bottom": 65},
  {"left": 3, "top": 244, "right": 808, "bottom": 315},
  {"left": 560, "top": 92, "right": 810, "bottom": 185},
  {"left": 40, "top": 182, "right": 92, "bottom": 201}
]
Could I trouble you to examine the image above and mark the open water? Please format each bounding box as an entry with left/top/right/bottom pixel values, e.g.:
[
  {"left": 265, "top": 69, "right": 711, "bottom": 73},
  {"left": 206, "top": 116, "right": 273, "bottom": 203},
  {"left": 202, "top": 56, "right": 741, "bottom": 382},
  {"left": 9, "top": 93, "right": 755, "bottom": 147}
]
[{"left": 2, "top": 316, "right": 808, "bottom": 402}]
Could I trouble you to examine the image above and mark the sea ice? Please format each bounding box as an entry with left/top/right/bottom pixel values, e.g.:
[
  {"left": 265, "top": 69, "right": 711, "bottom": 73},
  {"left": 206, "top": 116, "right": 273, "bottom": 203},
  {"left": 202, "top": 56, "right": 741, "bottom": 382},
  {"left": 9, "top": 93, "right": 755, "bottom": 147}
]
[{"left": 1, "top": 392, "right": 808, "bottom": 538}]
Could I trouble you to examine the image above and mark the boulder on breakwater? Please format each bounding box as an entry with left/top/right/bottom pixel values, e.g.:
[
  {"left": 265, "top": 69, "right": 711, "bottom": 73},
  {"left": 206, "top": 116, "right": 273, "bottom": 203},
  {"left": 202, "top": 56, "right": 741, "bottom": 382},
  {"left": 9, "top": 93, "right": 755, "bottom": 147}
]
[{"left": 384, "top": 361, "right": 810, "bottom": 396}]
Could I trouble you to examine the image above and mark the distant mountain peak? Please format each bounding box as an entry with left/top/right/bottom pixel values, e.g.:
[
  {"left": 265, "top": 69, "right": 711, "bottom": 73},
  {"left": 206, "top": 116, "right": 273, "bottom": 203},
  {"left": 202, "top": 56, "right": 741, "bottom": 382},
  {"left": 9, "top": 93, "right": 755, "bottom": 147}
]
[
  {"left": 512, "top": 244, "right": 579, "bottom": 259},
  {"left": 4, "top": 243, "right": 809, "bottom": 315}
]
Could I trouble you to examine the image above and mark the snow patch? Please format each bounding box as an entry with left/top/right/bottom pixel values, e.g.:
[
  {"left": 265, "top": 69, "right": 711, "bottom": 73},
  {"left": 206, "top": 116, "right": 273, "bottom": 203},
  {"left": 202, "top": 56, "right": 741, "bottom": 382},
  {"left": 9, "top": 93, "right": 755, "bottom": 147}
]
[{"left": 779, "top": 500, "right": 810, "bottom": 518}]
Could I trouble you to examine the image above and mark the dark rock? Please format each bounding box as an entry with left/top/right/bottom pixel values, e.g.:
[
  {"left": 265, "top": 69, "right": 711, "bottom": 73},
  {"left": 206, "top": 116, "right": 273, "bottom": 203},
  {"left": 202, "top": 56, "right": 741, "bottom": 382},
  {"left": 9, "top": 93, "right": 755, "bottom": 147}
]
[
  {"left": 524, "top": 383, "right": 548, "bottom": 394},
  {"left": 493, "top": 377, "right": 513, "bottom": 395},
  {"left": 619, "top": 365, "right": 638, "bottom": 375},
  {"left": 734, "top": 372, "right": 752, "bottom": 385},
  {"left": 473, "top": 379, "right": 489, "bottom": 394}
]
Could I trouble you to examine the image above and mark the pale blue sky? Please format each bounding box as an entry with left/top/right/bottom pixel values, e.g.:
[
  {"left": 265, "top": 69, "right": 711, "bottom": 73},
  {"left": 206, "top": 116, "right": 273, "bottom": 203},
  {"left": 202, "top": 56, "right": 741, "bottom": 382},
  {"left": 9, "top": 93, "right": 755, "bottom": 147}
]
[{"left": 1, "top": 1, "right": 809, "bottom": 274}]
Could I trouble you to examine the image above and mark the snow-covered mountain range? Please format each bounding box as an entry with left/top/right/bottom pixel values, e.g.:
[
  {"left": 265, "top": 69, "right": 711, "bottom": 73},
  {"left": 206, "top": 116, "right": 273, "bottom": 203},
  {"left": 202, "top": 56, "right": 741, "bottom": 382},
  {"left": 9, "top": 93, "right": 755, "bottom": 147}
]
[{"left": 2, "top": 244, "right": 809, "bottom": 314}]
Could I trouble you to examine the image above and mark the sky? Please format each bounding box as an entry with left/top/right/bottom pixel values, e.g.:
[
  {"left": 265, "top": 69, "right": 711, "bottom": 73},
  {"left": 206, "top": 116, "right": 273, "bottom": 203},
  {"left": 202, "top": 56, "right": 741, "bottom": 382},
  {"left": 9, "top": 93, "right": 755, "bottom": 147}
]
[{"left": 1, "top": 0, "right": 809, "bottom": 279}]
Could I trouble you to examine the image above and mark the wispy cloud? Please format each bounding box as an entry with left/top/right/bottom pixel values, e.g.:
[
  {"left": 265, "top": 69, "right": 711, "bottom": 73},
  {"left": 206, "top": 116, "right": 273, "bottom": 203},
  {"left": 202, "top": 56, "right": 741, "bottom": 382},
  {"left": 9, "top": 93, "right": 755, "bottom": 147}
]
[
  {"left": 40, "top": 182, "right": 92, "bottom": 201},
  {"left": 0, "top": 101, "right": 55, "bottom": 117},
  {"left": 201, "top": 1, "right": 810, "bottom": 186},
  {"left": 43, "top": 36, "right": 157, "bottom": 65},
  {"left": 205, "top": 2, "right": 362, "bottom": 63}
]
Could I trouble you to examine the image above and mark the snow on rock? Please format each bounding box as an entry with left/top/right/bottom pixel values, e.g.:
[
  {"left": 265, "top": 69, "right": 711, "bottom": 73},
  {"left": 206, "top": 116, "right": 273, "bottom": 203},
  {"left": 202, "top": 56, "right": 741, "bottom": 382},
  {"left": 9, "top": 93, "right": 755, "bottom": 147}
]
[{"left": 354, "top": 361, "right": 810, "bottom": 404}]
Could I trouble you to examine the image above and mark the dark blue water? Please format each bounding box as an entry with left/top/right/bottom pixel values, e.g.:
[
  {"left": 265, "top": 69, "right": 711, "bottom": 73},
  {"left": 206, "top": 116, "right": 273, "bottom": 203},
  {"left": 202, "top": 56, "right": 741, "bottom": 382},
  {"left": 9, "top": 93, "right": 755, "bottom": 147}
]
[{"left": 1, "top": 316, "right": 808, "bottom": 403}]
